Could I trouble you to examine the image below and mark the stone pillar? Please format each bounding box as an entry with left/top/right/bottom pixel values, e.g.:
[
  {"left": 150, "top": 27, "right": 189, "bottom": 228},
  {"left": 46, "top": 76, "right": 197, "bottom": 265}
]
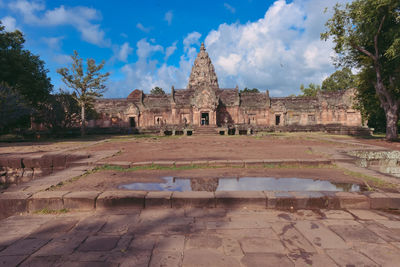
[{"left": 235, "top": 126, "right": 239, "bottom": 135}]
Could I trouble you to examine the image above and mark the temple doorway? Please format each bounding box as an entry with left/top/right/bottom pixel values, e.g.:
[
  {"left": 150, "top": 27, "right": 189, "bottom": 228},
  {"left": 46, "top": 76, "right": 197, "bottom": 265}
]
[
  {"left": 201, "top": 112, "right": 209, "bottom": 126},
  {"left": 129, "top": 117, "right": 136, "bottom": 127}
]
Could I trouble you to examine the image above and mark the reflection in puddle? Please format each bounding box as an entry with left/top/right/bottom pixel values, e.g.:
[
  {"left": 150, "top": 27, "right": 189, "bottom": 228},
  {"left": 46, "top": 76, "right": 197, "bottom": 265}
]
[{"left": 118, "top": 177, "right": 361, "bottom": 192}]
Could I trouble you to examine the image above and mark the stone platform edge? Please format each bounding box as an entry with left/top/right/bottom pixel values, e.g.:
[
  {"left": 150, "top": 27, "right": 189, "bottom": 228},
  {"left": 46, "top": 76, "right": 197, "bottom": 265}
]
[
  {"left": 95, "top": 159, "right": 334, "bottom": 168},
  {"left": 1, "top": 190, "right": 399, "bottom": 218}
]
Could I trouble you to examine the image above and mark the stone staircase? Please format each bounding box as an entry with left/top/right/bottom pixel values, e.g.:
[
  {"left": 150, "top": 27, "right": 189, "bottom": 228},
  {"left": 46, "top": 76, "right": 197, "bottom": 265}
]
[{"left": 194, "top": 126, "right": 218, "bottom": 135}]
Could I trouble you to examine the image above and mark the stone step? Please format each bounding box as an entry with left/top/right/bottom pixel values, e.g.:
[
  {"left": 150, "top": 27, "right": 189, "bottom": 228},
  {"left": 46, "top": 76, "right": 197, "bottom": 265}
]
[{"left": 2, "top": 190, "right": 399, "bottom": 218}]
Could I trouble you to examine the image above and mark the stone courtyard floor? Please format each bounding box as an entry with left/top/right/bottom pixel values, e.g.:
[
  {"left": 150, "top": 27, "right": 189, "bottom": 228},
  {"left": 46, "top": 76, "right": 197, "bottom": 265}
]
[
  {"left": 2, "top": 133, "right": 400, "bottom": 266},
  {"left": 1, "top": 208, "right": 400, "bottom": 267}
]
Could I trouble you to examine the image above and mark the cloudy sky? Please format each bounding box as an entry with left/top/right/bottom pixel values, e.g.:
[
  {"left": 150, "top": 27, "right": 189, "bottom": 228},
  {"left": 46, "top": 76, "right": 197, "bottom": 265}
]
[{"left": 0, "top": 0, "right": 350, "bottom": 97}]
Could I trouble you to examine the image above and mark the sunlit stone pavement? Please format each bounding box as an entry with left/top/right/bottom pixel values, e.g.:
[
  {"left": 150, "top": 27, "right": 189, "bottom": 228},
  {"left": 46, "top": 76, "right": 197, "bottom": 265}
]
[{"left": 1, "top": 208, "right": 400, "bottom": 266}]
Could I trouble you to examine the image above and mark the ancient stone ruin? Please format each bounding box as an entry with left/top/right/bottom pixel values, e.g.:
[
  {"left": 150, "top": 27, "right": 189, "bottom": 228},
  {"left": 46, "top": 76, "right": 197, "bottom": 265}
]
[{"left": 91, "top": 43, "right": 368, "bottom": 135}]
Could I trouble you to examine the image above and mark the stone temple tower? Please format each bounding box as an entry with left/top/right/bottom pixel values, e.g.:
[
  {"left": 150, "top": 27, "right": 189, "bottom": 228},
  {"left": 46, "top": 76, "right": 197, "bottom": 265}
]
[{"left": 187, "top": 42, "right": 219, "bottom": 90}]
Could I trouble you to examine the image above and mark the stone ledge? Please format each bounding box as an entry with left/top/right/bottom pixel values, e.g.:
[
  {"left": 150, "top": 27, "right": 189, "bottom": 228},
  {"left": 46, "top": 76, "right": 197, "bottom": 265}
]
[
  {"left": 215, "top": 191, "right": 266, "bottom": 208},
  {"left": 2, "top": 189, "right": 400, "bottom": 220},
  {"left": 63, "top": 191, "right": 100, "bottom": 211},
  {"left": 369, "top": 192, "right": 400, "bottom": 209},
  {"left": 172, "top": 191, "right": 215, "bottom": 208},
  {"left": 28, "top": 191, "right": 69, "bottom": 212},
  {"left": 336, "top": 192, "right": 370, "bottom": 209},
  {"left": 97, "top": 191, "right": 147, "bottom": 209},
  {"left": 0, "top": 191, "right": 32, "bottom": 219},
  {"left": 145, "top": 191, "right": 172, "bottom": 208}
]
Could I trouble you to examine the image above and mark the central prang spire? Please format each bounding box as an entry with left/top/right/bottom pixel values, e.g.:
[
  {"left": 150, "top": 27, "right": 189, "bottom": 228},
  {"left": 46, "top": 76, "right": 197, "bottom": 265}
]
[{"left": 187, "top": 42, "right": 219, "bottom": 90}]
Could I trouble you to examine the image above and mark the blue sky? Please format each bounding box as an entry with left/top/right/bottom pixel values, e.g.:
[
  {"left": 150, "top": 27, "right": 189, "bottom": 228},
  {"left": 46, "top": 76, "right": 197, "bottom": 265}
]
[{"left": 0, "top": 0, "right": 350, "bottom": 97}]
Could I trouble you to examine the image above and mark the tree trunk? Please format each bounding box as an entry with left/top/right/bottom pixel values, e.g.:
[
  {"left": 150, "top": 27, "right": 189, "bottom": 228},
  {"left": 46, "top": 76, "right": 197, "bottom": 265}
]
[
  {"left": 81, "top": 105, "right": 86, "bottom": 136},
  {"left": 384, "top": 103, "right": 398, "bottom": 141}
]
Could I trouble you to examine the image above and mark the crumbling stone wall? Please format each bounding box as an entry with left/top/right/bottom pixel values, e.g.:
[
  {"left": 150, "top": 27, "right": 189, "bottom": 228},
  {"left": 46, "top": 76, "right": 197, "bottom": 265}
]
[{"left": 0, "top": 153, "right": 88, "bottom": 187}]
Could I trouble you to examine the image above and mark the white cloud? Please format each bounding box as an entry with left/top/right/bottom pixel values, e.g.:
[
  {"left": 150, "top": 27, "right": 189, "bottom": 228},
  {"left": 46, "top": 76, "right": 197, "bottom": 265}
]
[
  {"left": 136, "top": 38, "right": 163, "bottom": 59},
  {"left": 117, "top": 42, "right": 133, "bottom": 62},
  {"left": 106, "top": 0, "right": 351, "bottom": 98},
  {"left": 136, "top": 22, "right": 151, "bottom": 33},
  {"left": 52, "top": 53, "right": 73, "bottom": 65},
  {"left": 9, "top": 1, "right": 110, "bottom": 47},
  {"left": 1, "top": 16, "right": 18, "bottom": 31},
  {"left": 106, "top": 33, "right": 200, "bottom": 97},
  {"left": 183, "top": 31, "right": 201, "bottom": 50},
  {"left": 165, "top": 41, "right": 178, "bottom": 61},
  {"left": 42, "top": 36, "right": 64, "bottom": 50},
  {"left": 224, "top": 3, "right": 236, "bottom": 14},
  {"left": 164, "top": 10, "right": 173, "bottom": 25},
  {"left": 203, "top": 0, "right": 351, "bottom": 96}
]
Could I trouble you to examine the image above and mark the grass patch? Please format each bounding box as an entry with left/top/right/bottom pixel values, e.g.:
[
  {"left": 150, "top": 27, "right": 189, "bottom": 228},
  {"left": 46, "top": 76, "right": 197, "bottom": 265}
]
[
  {"left": 47, "top": 167, "right": 98, "bottom": 191},
  {"left": 99, "top": 164, "right": 222, "bottom": 172},
  {"left": 33, "top": 208, "right": 69, "bottom": 214},
  {"left": 98, "top": 162, "right": 335, "bottom": 172},
  {"left": 341, "top": 169, "right": 397, "bottom": 190}
]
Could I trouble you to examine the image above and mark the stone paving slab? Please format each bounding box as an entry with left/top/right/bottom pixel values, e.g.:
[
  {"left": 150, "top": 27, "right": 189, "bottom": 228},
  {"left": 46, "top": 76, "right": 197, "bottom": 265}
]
[{"left": 0, "top": 208, "right": 399, "bottom": 266}]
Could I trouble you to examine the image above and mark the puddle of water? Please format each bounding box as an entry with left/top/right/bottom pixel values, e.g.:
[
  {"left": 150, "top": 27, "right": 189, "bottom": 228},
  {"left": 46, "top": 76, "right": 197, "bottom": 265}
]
[{"left": 118, "top": 177, "right": 360, "bottom": 192}]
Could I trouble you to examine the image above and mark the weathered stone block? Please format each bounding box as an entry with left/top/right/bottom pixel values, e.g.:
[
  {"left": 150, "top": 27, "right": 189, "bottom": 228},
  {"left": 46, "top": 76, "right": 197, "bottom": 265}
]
[
  {"left": 96, "top": 191, "right": 147, "bottom": 209},
  {"left": 336, "top": 192, "right": 370, "bottom": 209},
  {"left": 131, "top": 161, "right": 153, "bottom": 167},
  {"left": 172, "top": 191, "right": 215, "bottom": 208},
  {"left": 39, "top": 155, "right": 53, "bottom": 168},
  {"left": 215, "top": 191, "right": 266, "bottom": 208},
  {"left": 191, "top": 160, "right": 208, "bottom": 167},
  {"left": 109, "top": 161, "right": 131, "bottom": 168},
  {"left": 226, "top": 160, "right": 244, "bottom": 167},
  {"left": 374, "top": 192, "right": 400, "bottom": 210},
  {"left": 51, "top": 154, "right": 66, "bottom": 168},
  {"left": 0, "top": 191, "right": 32, "bottom": 219},
  {"left": 7, "top": 157, "right": 22, "bottom": 169},
  {"left": 28, "top": 191, "right": 69, "bottom": 212},
  {"left": 174, "top": 161, "right": 192, "bottom": 167},
  {"left": 22, "top": 156, "right": 41, "bottom": 169},
  {"left": 153, "top": 161, "right": 175, "bottom": 167},
  {"left": 0, "top": 157, "right": 8, "bottom": 167},
  {"left": 244, "top": 159, "right": 264, "bottom": 167},
  {"left": 63, "top": 191, "right": 100, "bottom": 211},
  {"left": 145, "top": 191, "right": 172, "bottom": 208},
  {"left": 208, "top": 160, "right": 228, "bottom": 167},
  {"left": 291, "top": 191, "right": 326, "bottom": 209}
]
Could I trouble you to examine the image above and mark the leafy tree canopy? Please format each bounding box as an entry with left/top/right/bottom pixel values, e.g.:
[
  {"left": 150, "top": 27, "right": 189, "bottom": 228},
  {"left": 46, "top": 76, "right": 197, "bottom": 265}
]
[
  {"left": 321, "top": 67, "right": 356, "bottom": 91},
  {"left": 0, "top": 83, "right": 31, "bottom": 132},
  {"left": 0, "top": 21, "right": 52, "bottom": 108},
  {"left": 321, "top": 0, "right": 400, "bottom": 140},
  {"left": 299, "top": 83, "right": 321, "bottom": 97},
  {"left": 57, "top": 50, "right": 109, "bottom": 135},
  {"left": 240, "top": 88, "right": 260, "bottom": 93},
  {"left": 150, "top": 86, "right": 165, "bottom": 95}
]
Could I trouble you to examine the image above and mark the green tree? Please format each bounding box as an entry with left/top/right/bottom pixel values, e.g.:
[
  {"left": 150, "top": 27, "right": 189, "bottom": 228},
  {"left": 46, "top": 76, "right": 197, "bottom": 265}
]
[
  {"left": 355, "top": 68, "right": 387, "bottom": 132},
  {"left": 240, "top": 88, "right": 260, "bottom": 93},
  {"left": 0, "top": 84, "right": 31, "bottom": 132},
  {"left": 322, "top": 67, "right": 356, "bottom": 91},
  {"left": 57, "top": 51, "right": 110, "bottom": 136},
  {"left": 37, "top": 90, "right": 81, "bottom": 133},
  {"left": 0, "top": 21, "right": 52, "bottom": 130},
  {"left": 299, "top": 83, "right": 321, "bottom": 97},
  {"left": 150, "top": 86, "right": 165, "bottom": 95},
  {"left": 0, "top": 22, "right": 52, "bottom": 107},
  {"left": 321, "top": 0, "right": 400, "bottom": 140}
]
